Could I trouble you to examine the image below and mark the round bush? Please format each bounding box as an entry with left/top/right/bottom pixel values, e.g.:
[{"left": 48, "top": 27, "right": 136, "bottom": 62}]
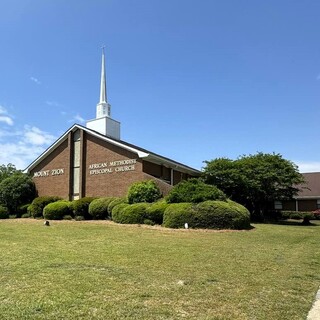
[
  {"left": 75, "top": 215, "right": 85, "bottom": 221},
  {"left": 127, "top": 180, "right": 162, "bottom": 204},
  {"left": 71, "top": 197, "right": 96, "bottom": 219},
  {"left": 28, "top": 196, "right": 62, "bottom": 218},
  {"left": 193, "top": 200, "right": 251, "bottom": 230},
  {"left": 108, "top": 198, "right": 127, "bottom": 216},
  {"left": 43, "top": 201, "right": 72, "bottom": 220},
  {"left": 145, "top": 200, "right": 168, "bottom": 225},
  {"left": 63, "top": 215, "right": 73, "bottom": 220},
  {"left": 111, "top": 203, "right": 130, "bottom": 222},
  {"left": 163, "top": 203, "right": 196, "bottom": 228},
  {"left": 112, "top": 203, "right": 150, "bottom": 224},
  {"left": 166, "top": 178, "right": 227, "bottom": 203},
  {"left": 21, "top": 213, "right": 31, "bottom": 218},
  {"left": 163, "top": 200, "right": 250, "bottom": 230},
  {"left": 89, "top": 197, "right": 117, "bottom": 220},
  {"left": 0, "top": 205, "right": 9, "bottom": 219}
]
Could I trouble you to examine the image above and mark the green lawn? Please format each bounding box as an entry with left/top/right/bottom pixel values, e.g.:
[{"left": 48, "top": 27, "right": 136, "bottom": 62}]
[{"left": 0, "top": 219, "right": 319, "bottom": 319}]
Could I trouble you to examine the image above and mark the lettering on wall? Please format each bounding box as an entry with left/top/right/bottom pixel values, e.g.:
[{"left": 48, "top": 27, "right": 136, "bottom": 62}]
[
  {"left": 88, "top": 159, "right": 137, "bottom": 175},
  {"left": 33, "top": 168, "right": 65, "bottom": 178}
]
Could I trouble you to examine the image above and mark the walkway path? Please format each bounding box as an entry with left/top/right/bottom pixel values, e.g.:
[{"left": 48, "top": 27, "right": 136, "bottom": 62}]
[{"left": 307, "top": 287, "right": 320, "bottom": 320}]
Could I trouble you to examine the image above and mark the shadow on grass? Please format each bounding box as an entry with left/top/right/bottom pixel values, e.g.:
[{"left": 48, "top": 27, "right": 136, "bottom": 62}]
[{"left": 258, "top": 219, "right": 320, "bottom": 227}]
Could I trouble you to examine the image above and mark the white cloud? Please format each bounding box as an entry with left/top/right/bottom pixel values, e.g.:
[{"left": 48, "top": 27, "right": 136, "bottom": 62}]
[
  {"left": 0, "top": 116, "right": 13, "bottom": 125},
  {"left": 22, "top": 125, "right": 56, "bottom": 146},
  {"left": 0, "top": 143, "right": 44, "bottom": 170},
  {"left": 0, "top": 125, "right": 57, "bottom": 169},
  {"left": 295, "top": 161, "right": 320, "bottom": 173},
  {"left": 0, "top": 105, "right": 14, "bottom": 125},
  {"left": 30, "top": 76, "right": 41, "bottom": 85}
]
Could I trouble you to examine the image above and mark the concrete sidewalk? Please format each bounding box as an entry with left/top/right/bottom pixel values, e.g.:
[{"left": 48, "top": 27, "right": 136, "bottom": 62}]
[{"left": 307, "top": 287, "right": 320, "bottom": 320}]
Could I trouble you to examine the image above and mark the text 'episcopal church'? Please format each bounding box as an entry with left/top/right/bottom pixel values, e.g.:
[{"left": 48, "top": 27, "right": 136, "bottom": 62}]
[{"left": 25, "top": 50, "right": 200, "bottom": 200}]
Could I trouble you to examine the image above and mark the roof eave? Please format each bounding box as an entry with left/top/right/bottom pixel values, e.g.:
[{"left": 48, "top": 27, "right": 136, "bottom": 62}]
[
  {"left": 143, "top": 153, "right": 201, "bottom": 175},
  {"left": 24, "top": 124, "right": 200, "bottom": 175}
]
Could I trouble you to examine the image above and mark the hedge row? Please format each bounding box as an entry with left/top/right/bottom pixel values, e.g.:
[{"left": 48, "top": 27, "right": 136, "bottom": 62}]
[
  {"left": 280, "top": 210, "right": 316, "bottom": 224},
  {"left": 0, "top": 195, "right": 251, "bottom": 229},
  {"left": 109, "top": 199, "right": 250, "bottom": 230},
  {"left": 20, "top": 196, "right": 128, "bottom": 220}
]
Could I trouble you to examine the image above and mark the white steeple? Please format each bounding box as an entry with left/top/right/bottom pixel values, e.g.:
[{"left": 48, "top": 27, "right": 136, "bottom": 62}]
[
  {"left": 86, "top": 47, "right": 121, "bottom": 140},
  {"left": 96, "top": 47, "right": 111, "bottom": 118}
]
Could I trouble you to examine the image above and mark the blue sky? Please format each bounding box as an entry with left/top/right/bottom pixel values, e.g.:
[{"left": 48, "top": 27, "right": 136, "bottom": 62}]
[{"left": 0, "top": 0, "right": 320, "bottom": 172}]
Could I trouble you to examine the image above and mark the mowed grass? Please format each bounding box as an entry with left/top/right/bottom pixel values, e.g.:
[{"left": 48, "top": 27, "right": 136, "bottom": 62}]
[{"left": 0, "top": 220, "right": 319, "bottom": 319}]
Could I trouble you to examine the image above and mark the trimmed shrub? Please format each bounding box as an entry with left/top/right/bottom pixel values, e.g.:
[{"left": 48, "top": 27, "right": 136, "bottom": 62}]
[
  {"left": 163, "top": 203, "right": 196, "bottom": 228},
  {"left": 75, "top": 215, "right": 85, "bottom": 221},
  {"left": 28, "top": 196, "right": 62, "bottom": 218},
  {"left": 163, "top": 200, "right": 250, "bottom": 230},
  {"left": 289, "top": 212, "right": 303, "bottom": 220},
  {"left": 143, "top": 219, "right": 155, "bottom": 226},
  {"left": 112, "top": 203, "right": 150, "bottom": 224},
  {"left": 89, "top": 197, "right": 117, "bottom": 220},
  {"left": 225, "top": 200, "right": 251, "bottom": 229},
  {"left": 312, "top": 209, "right": 320, "bottom": 220},
  {"left": 16, "top": 204, "right": 31, "bottom": 218},
  {"left": 193, "top": 200, "right": 251, "bottom": 230},
  {"left": 63, "top": 215, "right": 73, "bottom": 220},
  {"left": 111, "top": 203, "right": 130, "bottom": 222},
  {"left": 0, "top": 205, "right": 9, "bottom": 219},
  {"left": 21, "top": 213, "right": 31, "bottom": 218},
  {"left": 127, "top": 180, "right": 162, "bottom": 204},
  {"left": 281, "top": 210, "right": 315, "bottom": 222},
  {"left": 166, "top": 178, "right": 227, "bottom": 203},
  {"left": 43, "top": 201, "right": 72, "bottom": 220},
  {"left": 145, "top": 200, "right": 169, "bottom": 225},
  {"left": 72, "top": 197, "right": 96, "bottom": 220},
  {"left": 108, "top": 198, "right": 127, "bottom": 216}
]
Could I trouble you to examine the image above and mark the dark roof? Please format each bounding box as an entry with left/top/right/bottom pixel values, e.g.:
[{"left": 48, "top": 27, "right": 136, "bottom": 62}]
[{"left": 296, "top": 172, "right": 320, "bottom": 198}]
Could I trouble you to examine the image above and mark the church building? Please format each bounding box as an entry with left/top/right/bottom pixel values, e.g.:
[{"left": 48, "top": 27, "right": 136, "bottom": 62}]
[{"left": 25, "top": 50, "right": 200, "bottom": 200}]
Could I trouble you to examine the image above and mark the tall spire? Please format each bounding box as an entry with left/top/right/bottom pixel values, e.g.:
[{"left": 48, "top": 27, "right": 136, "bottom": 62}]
[
  {"left": 96, "top": 46, "right": 111, "bottom": 118},
  {"left": 87, "top": 47, "right": 121, "bottom": 140},
  {"left": 99, "top": 46, "right": 107, "bottom": 103}
]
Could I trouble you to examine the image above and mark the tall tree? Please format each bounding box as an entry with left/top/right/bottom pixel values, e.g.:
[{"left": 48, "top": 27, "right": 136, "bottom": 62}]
[
  {"left": 202, "top": 153, "right": 304, "bottom": 219},
  {"left": 0, "top": 163, "right": 19, "bottom": 182},
  {"left": 0, "top": 172, "right": 36, "bottom": 214}
]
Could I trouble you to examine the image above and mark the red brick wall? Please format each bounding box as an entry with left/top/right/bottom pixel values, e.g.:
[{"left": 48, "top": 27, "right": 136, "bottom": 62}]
[
  {"left": 30, "top": 139, "right": 71, "bottom": 199},
  {"left": 30, "top": 129, "right": 196, "bottom": 199},
  {"left": 84, "top": 134, "right": 151, "bottom": 197}
]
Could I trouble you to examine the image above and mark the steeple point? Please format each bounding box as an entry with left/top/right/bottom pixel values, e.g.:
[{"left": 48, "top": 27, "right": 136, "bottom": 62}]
[
  {"left": 87, "top": 47, "right": 121, "bottom": 140},
  {"left": 96, "top": 47, "right": 111, "bottom": 118}
]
